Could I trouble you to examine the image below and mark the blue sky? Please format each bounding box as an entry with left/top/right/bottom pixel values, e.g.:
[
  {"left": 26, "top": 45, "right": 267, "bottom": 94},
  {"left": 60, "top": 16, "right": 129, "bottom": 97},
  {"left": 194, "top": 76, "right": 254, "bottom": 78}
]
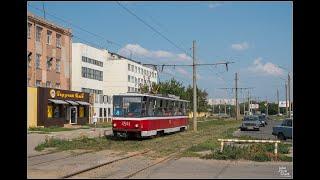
[{"left": 28, "top": 1, "right": 293, "bottom": 102}]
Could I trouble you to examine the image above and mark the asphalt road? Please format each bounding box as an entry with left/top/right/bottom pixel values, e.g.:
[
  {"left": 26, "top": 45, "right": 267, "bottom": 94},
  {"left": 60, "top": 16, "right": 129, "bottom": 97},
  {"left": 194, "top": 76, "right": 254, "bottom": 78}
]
[{"left": 233, "top": 118, "right": 292, "bottom": 142}]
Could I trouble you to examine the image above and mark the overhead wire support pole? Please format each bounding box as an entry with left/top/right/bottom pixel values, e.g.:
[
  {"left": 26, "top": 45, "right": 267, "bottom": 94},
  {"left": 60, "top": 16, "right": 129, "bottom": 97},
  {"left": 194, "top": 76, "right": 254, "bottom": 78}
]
[
  {"left": 192, "top": 40, "right": 197, "bottom": 132},
  {"left": 235, "top": 73, "right": 238, "bottom": 120},
  {"left": 288, "top": 73, "right": 291, "bottom": 118},
  {"left": 277, "top": 88, "right": 280, "bottom": 115}
]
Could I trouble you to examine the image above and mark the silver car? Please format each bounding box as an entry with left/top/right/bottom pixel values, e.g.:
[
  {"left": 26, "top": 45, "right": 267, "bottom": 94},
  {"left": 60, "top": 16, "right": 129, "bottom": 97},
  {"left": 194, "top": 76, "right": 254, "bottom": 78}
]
[{"left": 240, "top": 115, "right": 260, "bottom": 131}]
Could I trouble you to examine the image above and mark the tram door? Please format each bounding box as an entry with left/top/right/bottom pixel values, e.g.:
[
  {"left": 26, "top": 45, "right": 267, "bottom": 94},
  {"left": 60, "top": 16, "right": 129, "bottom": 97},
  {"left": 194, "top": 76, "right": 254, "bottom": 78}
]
[{"left": 70, "top": 107, "right": 77, "bottom": 124}]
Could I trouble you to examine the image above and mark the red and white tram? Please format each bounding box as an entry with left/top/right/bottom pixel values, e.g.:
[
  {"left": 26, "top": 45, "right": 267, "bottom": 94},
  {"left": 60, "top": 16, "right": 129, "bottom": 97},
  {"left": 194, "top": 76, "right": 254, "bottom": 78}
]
[{"left": 112, "top": 93, "right": 189, "bottom": 138}]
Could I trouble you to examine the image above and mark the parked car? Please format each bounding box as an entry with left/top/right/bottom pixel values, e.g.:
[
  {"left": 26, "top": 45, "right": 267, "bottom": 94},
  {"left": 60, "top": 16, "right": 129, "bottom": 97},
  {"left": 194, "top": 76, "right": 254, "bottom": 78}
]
[
  {"left": 272, "top": 118, "right": 292, "bottom": 140},
  {"left": 240, "top": 115, "right": 260, "bottom": 131},
  {"left": 258, "top": 115, "right": 268, "bottom": 126}
]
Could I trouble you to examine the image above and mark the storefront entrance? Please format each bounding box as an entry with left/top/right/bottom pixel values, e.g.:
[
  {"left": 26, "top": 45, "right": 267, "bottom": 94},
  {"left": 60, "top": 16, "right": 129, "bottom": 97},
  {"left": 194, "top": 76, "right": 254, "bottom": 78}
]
[{"left": 70, "top": 107, "right": 77, "bottom": 124}]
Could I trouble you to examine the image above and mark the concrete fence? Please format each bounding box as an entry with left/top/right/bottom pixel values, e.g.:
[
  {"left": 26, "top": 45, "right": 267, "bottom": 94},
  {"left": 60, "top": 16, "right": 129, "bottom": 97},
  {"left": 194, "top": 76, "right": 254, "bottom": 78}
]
[{"left": 217, "top": 139, "right": 281, "bottom": 155}]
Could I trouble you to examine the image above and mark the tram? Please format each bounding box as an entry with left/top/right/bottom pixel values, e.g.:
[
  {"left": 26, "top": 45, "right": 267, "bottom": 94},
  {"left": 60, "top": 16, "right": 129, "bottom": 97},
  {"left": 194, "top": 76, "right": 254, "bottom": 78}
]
[{"left": 112, "top": 93, "right": 189, "bottom": 138}]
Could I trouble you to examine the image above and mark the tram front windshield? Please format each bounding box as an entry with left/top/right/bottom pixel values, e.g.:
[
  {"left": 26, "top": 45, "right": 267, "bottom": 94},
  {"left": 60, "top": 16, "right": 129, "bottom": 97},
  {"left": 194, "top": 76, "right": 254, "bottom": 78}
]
[{"left": 113, "top": 96, "right": 141, "bottom": 117}]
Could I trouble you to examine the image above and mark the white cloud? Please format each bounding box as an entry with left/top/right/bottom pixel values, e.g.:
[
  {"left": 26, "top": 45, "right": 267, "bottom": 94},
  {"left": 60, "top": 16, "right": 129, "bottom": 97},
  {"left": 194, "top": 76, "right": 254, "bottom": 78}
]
[
  {"left": 248, "top": 57, "right": 284, "bottom": 76},
  {"left": 118, "top": 43, "right": 191, "bottom": 62},
  {"left": 176, "top": 67, "right": 189, "bottom": 76},
  {"left": 177, "top": 53, "right": 192, "bottom": 61},
  {"left": 231, "top": 42, "right": 249, "bottom": 51},
  {"left": 208, "top": 3, "right": 222, "bottom": 9}
]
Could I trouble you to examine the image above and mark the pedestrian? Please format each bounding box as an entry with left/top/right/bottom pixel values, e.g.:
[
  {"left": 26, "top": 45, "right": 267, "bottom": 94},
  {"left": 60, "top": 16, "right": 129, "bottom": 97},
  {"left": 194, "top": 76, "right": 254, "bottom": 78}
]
[{"left": 92, "top": 112, "right": 98, "bottom": 131}]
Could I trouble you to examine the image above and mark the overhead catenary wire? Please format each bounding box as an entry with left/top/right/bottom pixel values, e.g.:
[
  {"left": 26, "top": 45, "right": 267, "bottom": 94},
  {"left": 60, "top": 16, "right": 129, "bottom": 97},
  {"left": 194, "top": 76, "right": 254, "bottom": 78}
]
[{"left": 116, "top": 1, "right": 192, "bottom": 58}]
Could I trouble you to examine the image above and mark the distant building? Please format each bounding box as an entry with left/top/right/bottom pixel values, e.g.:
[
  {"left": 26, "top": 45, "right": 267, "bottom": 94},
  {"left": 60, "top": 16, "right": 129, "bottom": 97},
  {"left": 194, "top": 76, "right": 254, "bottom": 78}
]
[
  {"left": 27, "top": 12, "right": 72, "bottom": 90},
  {"left": 208, "top": 98, "right": 235, "bottom": 105},
  {"left": 104, "top": 52, "right": 158, "bottom": 94}
]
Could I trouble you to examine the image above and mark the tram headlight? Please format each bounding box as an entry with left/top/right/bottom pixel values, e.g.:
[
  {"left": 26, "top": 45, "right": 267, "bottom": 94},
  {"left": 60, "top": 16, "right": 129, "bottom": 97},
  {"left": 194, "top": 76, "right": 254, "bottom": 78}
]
[
  {"left": 135, "top": 124, "right": 139, "bottom": 128},
  {"left": 113, "top": 123, "right": 117, "bottom": 127}
]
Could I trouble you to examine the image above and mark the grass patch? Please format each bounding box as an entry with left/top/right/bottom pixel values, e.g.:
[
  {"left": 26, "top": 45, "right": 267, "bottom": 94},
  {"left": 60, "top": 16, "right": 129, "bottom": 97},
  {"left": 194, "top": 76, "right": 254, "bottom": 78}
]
[
  {"left": 29, "top": 126, "right": 77, "bottom": 133},
  {"left": 87, "top": 122, "right": 112, "bottom": 128},
  {"left": 198, "top": 143, "right": 292, "bottom": 162},
  {"left": 35, "top": 118, "right": 241, "bottom": 157},
  {"left": 34, "top": 118, "right": 292, "bottom": 162}
]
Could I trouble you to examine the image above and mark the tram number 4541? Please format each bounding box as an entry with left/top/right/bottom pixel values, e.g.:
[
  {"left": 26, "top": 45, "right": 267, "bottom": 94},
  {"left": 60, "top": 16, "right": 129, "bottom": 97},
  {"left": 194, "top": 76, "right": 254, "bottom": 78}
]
[{"left": 121, "top": 121, "right": 131, "bottom": 126}]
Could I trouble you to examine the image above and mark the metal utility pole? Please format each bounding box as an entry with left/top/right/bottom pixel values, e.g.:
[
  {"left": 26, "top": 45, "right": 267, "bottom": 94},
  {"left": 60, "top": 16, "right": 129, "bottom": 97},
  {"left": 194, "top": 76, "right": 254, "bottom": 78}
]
[
  {"left": 224, "top": 101, "right": 227, "bottom": 115},
  {"left": 285, "top": 83, "right": 288, "bottom": 117},
  {"left": 265, "top": 97, "right": 268, "bottom": 116},
  {"left": 248, "top": 90, "right": 250, "bottom": 114},
  {"left": 192, "top": 40, "right": 197, "bottom": 131},
  {"left": 288, "top": 73, "right": 291, "bottom": 118},
  {"left": 235, "top": 73, "right": 239, "bottom": 120},
  {"left": 277, "top": 88, "right": 280, "bottom": 115}
]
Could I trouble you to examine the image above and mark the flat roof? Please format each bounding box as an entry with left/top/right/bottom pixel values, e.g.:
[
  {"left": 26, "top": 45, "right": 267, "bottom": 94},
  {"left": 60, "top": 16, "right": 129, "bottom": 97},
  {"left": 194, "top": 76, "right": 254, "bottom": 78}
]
[
  {"left": 108, "top": 52, "right": 157, "bottom": 71},
  {"left": 114, "top": 93, "right": 189, "bottom": 102}
]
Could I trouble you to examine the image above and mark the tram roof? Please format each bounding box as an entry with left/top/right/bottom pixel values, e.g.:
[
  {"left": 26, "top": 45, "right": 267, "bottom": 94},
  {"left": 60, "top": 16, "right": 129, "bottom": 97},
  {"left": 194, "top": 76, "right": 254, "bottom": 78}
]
[{"left": 114, "top": 93, "right": 190, "bottom": 102}]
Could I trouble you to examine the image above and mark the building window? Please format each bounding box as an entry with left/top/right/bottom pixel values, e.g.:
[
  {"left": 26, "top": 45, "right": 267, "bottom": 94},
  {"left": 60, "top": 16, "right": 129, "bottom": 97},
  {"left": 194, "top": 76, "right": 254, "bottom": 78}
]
[
  {"left": 36, "top": 80, "right": 41, "bottom": 87},
  {"left": 128, "top": 64, "right": 130, "bottom": 71},
  {"left": 48, "top": 105, "right": 53, "bottom": 118},
  {"left": 108, "top": 108, "right": 111, "bottom": 116},
  {"left": 56, "top": 34, "right": 61, "bottom": 48},
  {"left": 47, "top": 30, "right": 52, "bottom": 45},
  {"left": 104, "top": 108, "right": 107, "bottom": 117},
  {"left": 36, "top": 54, "right": 41, "bottom": 69},
  {"left": 128, "top": 75, "right": 130, "bottom": 82},
  {"left": 99, "top": 108, "right": 103, "bottom": 117},
  {"left": 138, "top": 67, "right": 141, "bottom": 74},
  {"left": 128, "top": 87, "right": 130, "bottom": 92},
  {"left": 36, "top": 26, "right": 42, "bottom": 42},
  {"left": 27, "top": 23, "right": 32, "bottom": 39},
  {"left": 53, "top": 106, "right": 60, "bottom": 118},
  {"left": 46, "top": 81, "right": 51, "bottom": 88},
  {"left": 135, "top": 66, "right": 137, "bottom": 73},
  {"left": 82, "top": 56, "right": 103, "bottom": 67},
  {"left": 47, "top": 57, "right": 53, "bottom": 71},
  {"left": 81, "top": 67, "right": 103, "bottom": 81},
  {"left": 135, "top": 77, "right": 137, "bottom": 84},
  {"left": 79, "top": 107, "right": 84, "bottom": 118},
  {"left": 27, "top": 51, "right": 32, "bottom": 67},
  {"left": 56, "top": 83, "right": 60, "bottom": 89},
  {"left": 135, "top": 88, "right": 138, "bottom": 92},
  {"left": 56, "top": 59, "right": 61, "bottom": 73}
]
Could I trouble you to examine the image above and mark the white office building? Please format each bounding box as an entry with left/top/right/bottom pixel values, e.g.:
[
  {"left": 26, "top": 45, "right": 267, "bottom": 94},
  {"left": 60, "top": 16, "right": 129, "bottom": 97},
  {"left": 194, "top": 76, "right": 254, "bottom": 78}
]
[
  {"left": 72, "top": 43, "right": 113, "bottom": 122},
  {"left": 104, "top": 52, "right": 158, "bottom": 94}
]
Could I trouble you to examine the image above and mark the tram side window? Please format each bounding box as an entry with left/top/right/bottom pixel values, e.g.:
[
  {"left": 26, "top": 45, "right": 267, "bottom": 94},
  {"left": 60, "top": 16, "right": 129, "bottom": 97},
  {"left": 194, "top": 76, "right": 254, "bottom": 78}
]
[
  {"left": 149, "top": 98, "right": 157, "bottom": 117},
  {"left": 155, "top": 99, "right": 162, "bottom": 116},
  {"left": 175, "top": 102, "right": 181, "bottom": 116},
  {"left": 154, "top": 99, "right": 161, "bottom": 117},
  {"left": 183, "top": 102, "right": 187, "bottom": 115}
]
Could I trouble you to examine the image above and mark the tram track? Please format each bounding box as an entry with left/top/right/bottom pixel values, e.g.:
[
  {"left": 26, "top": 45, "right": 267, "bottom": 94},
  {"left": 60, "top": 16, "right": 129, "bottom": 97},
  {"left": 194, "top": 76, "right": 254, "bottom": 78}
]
[
  {"left": 28, "top": 150, "right": 94, "bottom": 166},
  {"left": 61, "top": 149, "right": 152, "bottom": 179}
]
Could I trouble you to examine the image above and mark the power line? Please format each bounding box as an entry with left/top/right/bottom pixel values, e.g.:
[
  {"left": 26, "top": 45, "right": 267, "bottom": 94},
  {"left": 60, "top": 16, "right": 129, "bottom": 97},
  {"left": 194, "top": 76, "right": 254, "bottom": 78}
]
[
  {"left": 116, "top": 1, "right": 192, "bottom": 57},
  {"left": 136, "top": 4, "right": 192, "bottom": 54}
]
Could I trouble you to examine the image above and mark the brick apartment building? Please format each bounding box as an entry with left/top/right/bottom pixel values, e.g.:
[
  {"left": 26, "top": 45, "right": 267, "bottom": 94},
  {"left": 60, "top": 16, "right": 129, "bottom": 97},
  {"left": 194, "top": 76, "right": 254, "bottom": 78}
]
[{"left": 27, "top": 11, "right": 72, "bottom": 90}]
